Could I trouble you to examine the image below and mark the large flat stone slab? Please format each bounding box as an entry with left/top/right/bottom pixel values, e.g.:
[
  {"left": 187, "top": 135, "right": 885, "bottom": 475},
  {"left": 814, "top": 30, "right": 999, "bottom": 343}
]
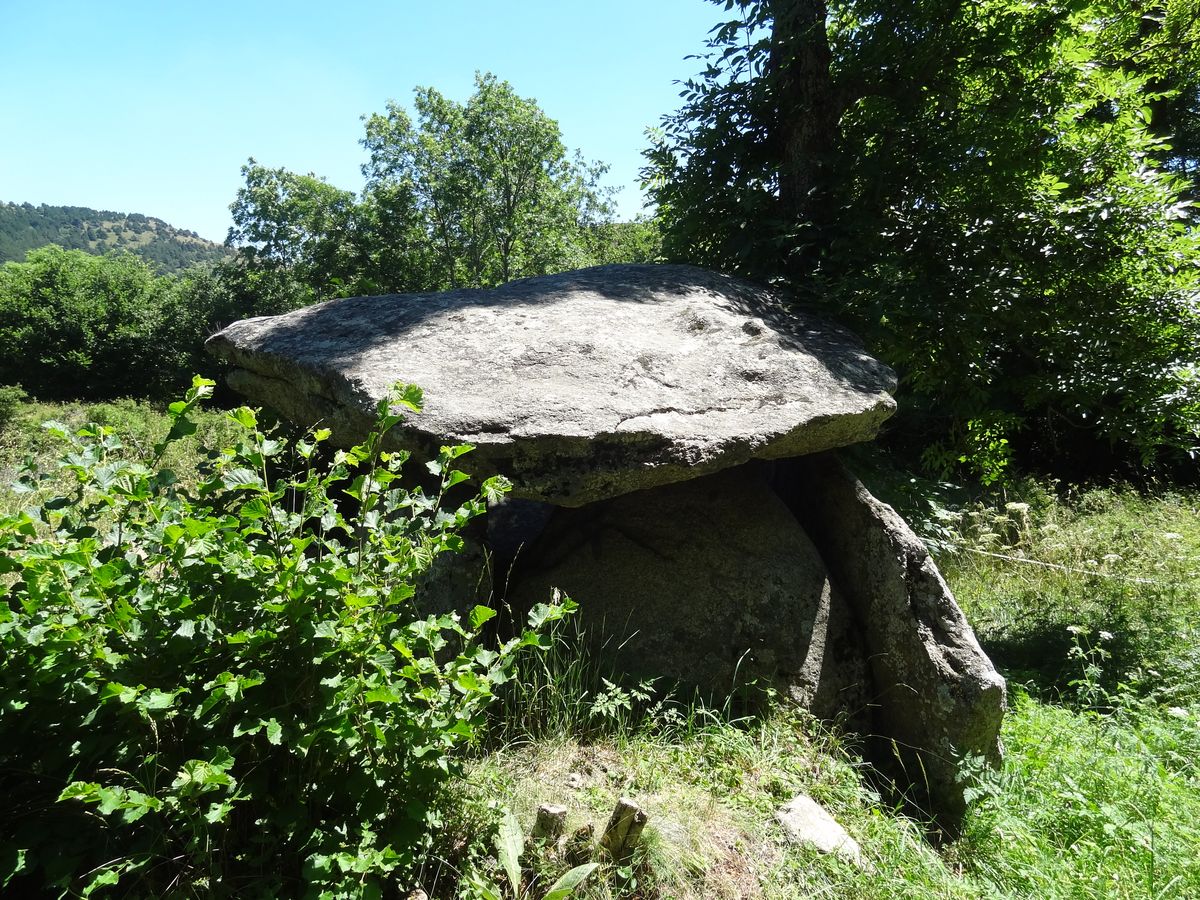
[{"left": 206, "top": 264, "right": 896, "bottom": 506}]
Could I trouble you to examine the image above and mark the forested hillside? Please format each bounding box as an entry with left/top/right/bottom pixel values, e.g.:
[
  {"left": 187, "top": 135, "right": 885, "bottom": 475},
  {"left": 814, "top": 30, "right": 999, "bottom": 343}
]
[{"left": 0, "top": 202, "right": 230, "bottom": 273}]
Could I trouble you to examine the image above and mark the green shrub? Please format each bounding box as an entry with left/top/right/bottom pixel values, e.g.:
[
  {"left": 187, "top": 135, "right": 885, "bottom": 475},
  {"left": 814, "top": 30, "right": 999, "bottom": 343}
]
[
  {"left": 0, "top": 246, "right": 270, "bottom": 403},
  {"left": 0, "top": 246, "right": 172, "bottom": 400},
  {"left": 0, "top": 377, "right": 570, "bottom": 897},
  {"left": 0, "top": 384, "right": 26, "bottom": 431}
]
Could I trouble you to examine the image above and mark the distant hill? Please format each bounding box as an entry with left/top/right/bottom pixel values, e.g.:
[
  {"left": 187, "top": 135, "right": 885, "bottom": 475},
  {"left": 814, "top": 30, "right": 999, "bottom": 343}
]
[{"left": 0, "top": 202, "right": 231, "bottom": 273}]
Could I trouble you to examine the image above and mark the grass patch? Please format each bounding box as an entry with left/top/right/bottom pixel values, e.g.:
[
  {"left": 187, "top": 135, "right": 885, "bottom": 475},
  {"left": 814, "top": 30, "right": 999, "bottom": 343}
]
[
  {"left": 960, "top": 689, "right": 1200, "bottom": 899},
  {"left": 939, "top": 485, "right": 1200, "bottom": 703},
  {"left": 846, "top": 447, "right": 1200, "bottom": 700}
]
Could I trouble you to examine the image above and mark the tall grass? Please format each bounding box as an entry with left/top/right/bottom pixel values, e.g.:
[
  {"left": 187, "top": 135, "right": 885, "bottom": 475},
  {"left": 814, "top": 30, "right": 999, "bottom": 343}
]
[
  {"left": 0, "top": 395, "right": 241, "bottom": 516},
  {"left": 931, "top": 483, "right": 1200, "bottom": 704}
]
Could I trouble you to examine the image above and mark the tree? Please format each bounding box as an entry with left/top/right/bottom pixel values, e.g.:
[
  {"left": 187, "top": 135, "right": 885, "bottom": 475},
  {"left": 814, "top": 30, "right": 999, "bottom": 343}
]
[
  {"left": 0, "top": 247, "right": 168, "bottom": 399},
  {"left": 361, "top": 72, "right": 613, "bottom": 288},
  {"left": 648, "top": 0, "right": 1200, "bottom": 478},
  {"left": 583, "top": 217, "right": 664, "bottom": 265},
  {"left": 227, "top": 160, "right": 359, "bottom": 300},
  {"left": 229, "top": 73, "right": 627, "bottom": 302}
]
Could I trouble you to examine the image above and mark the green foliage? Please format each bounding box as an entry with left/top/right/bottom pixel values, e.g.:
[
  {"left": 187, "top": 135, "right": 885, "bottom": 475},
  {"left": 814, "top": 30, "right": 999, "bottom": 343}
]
[
  {"left": 922, "top": 482, "right": 1200, "bottom": 703},
  {"left": 0, "top": 246, "right": 271, "bottom": 401},
  {"left": 850, "top": 446, "right": 1200, "bottom": 702},
  {"left": 488, "top": 594, "right": 683, "bottom": 746},
  {"left": 453, "top": 477, "right": 1200, "bottom": 899},
  {"left": 864, "top": 470, "right": 1200, "bottom": 893},
  {"left": 1095, "top": 1, "right": 1200, "bottom": 190},
  {"left": 230, "top": 72, "right": 649, "bottom": 305},
  {"left": 0, "top": 397, "right": 242, "bottom": 524},
  {"left": 360, "top": 73, "right": 613, "bottom": 290},
  {"left": 0, "top": 378, "right": 570, "bottom": 896},
  {"left": 648, "top": 0, "right": 1200, "bottom": 477},
  {"left": 0, "top": 246, "right": 176, "bottom": 399},
  {"left": 958, "top": 685, "right": 1200, "bottom": 900},
  {"left": 0, "top": 384, "right": 27, "bottom": 431},
  {"left": 3, "top": 400, "right": 1196, "bottom": 898},
  {"left": 582, "top": 219, "right": 663, "bottom": 267},
  {"left": 226, "top": 162, "right": 361, "bottom": 301},
  {"left": 0, "top": 201, "right": 229, "bottom": 273}
]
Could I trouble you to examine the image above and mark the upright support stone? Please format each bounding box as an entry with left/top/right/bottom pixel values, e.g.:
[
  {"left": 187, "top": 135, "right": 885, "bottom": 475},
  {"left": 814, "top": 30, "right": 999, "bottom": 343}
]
[
  {"left": 509, "top": 465, "right": 870, "bottom": 719},
  {"left": 777, "top": 453, "right": 1007, "bottom": 832}
]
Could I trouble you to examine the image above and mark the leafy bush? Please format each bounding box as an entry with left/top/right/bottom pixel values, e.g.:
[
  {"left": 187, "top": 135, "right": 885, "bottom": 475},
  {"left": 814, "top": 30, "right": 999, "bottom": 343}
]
[
  {"left": 0, "top": 398, "right": 243, "bottom": 526},
  {"left": 0, "top": 377, "right": 570, "bottom": 897},
  {"left": 0, "top": 246, "right": 173, "bottom": 400},
  {"left": 0, "top": 384, "right": 26, "bottom": 431},
  {"left": 0, "top": 246, "right": 277, "bottom": 403}
]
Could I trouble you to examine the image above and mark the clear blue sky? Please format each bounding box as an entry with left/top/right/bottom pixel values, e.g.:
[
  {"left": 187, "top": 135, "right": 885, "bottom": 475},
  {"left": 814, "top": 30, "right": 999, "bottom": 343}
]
[{"left": 0, "top": 1, "right": 725, "bottom": 242}]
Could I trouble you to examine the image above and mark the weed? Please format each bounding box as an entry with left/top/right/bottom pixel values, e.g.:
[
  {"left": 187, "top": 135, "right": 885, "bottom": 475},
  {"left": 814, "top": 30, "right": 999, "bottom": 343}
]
[{"left": 0, "top": 380, "right": 571, "bottom": 897}]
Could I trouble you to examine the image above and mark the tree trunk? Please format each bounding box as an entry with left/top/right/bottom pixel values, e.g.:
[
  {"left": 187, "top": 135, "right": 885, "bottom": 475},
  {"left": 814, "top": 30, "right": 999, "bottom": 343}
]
[{"left": 768, "top": 0, "right": 840, "bottom": 280}]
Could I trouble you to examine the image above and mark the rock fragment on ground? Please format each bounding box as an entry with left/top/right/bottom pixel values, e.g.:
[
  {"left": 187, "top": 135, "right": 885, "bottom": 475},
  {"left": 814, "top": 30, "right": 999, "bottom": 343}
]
[{"left": 775, "top": 794, "right": 865, "bottom": 867}]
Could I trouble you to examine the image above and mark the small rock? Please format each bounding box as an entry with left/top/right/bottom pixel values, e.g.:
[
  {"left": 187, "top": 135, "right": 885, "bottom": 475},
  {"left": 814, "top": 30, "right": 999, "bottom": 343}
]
[
  {"left": 532, "top": 804, "right": 568, "bottom": 842},
  {"left": 565, "top": 772, "right": 585, "bottom": 790},
  {"left": 775, "top": 794, "right": 864, "bottom": 868}
]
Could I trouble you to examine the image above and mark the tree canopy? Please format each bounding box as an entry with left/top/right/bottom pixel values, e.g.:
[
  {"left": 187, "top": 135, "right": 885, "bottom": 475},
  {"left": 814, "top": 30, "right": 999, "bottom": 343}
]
[
  {"left": 229, "top": 73, "right": 657, "bottom": 304},
  {"left": 648, "top": 0, "right": 1200, "bottom": 478}
]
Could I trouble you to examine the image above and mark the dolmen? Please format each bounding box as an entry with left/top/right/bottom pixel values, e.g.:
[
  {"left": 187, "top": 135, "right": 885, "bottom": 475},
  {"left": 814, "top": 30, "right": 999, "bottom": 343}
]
[{"left": 207, "top": 264, "right": 1006, "bottom": 831}]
